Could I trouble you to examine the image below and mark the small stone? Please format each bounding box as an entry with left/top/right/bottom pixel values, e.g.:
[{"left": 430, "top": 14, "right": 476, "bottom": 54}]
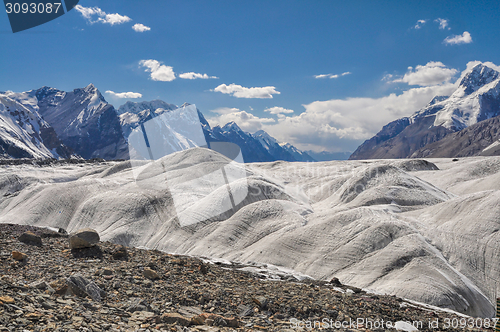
[
  {"left": 253, "top": 296, "right": 268, "bottom": 309},
  {"left": 238, "top": 305, "right": 253, "bottom": 317},
  {"left": 330, "top": 277, "right": 342, "bottom": 286},
  {"left": 130, "top": 311, "right": 155, "bottom": 322},
  {"left": 0, "top": 296, "right": 15, "bottom": 304},
  {"left": 198, "top": 264, "right": 209, "bottom": 274},
  {"left": 177, "top": 306, "right": 203, "bottom": 319},
  {"left": 349, "top": 286, "right": 363, "bottom": 294},
  {"left": 112, "top": 245, "right": 128, "bottom": 261},
  {"left": 18, "top": 231, "right": 42, "bottom": 246},
  {"left": 161, "top": 312, "right": 191, "bottom": 326},
  {"left": 143, "top": 268, "right": 160, "bottom": 280},
  {"left": 41, "top": 301, "right": 56, "bottom": 310},
  {"left": 69, "top": 228, "right": 100, "bottom": 249},
  {"left": 25, "top": 312, "right": 43, "bottom": 320},
  {"left": 191, "top": 313, "right": 239, "bottom": 328},
  {"left": 221, "top": 316, "right": 239, "bottom": 328},
  {"left": 50, "top": 278, "right": 69, "bottom": 295},
  {"left": 12, "top": 251, "right": 27, "bottom": 261},
  {"left": 102, "top": 268, "right": 113, "bottom": 276},
  {"left": 29, "top": 279, "right": 48, "bottom": 290},
  {"left": 126, "top": 298, "right": 152, "bottom": 313}
]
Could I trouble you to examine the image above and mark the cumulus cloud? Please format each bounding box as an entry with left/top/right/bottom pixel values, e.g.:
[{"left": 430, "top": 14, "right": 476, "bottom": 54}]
[
  {"left": 261, "top": 82, "right": 457, "bottom": 152},
  {"left": 314, "top": 72, "right": 351, "bottom": 79},
  {"left": 392, "top": 61, "right": 458, "bottom": 86},
  {"left": 204, "top": 63, "right": 464, "bottom": 152},
  {"left": 139, "top": 60, "right": 176, "bottom": 82},
  {"left": 75, "top": 5, "right": 131, "bottom": 25},
  {"left": 179, "top": 72, "right": 218, "bottom": 80},
  {"left": 207, "top": 108, "right": 275, "bottom": 132},
  {"left": 414, "top": 19, "right": 427, "bottom": 29},
  {"left": 444, "top": 31, "right": 473, "bottom": 45},
  {"left": 264, "top": 107, "right": 294, "bottom": 114},
  {"left": 212, "top": 84, "right": 280, "bottom": 99},
  {"left": 435, "top": 18, "right": 450, "bottom": 30},
  {"left": 105, "top": 91, "right": 142, "bottom": 99},
  {"left": 132, "top": 23, "right": 151, "bottom": 32}
]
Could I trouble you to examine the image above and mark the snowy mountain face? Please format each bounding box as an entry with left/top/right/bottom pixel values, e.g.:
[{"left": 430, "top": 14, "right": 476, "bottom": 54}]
[
  {"left": 350, "top": 63, "right": 500, "bottom": 160},
  {"left": 34, "top": 84, "right": 128, "bottom": 160},
  {"left": 432, "top": 64, "right": 500, "bottom": 130},
  {"left": 254, "top": 130, "right": 315, "bottom": 162},
  {"left": 118, "top": 100, "right": 178, "bottom": 138},
  {"left": 0, "top": 92, "right": 73, "bottom": 159},
  {"left": 411, "top": 114, "right": 500, "bottom": 158},
  {"left": 1, "top": 85, "right": 314, "bottom": 163},
  {"left": 119, "top": 100, "right": 313, "bottom": 163},
  {"left": 209, "top": 122, "right": 275, "bottom": 163}
]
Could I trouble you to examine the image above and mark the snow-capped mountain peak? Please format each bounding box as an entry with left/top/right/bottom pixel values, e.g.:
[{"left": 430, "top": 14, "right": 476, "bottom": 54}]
[
  {"left": 459, "top": 63, "right": 500, "bottom": 96},
  {"left": 351, "top": 61, "right": 500, "bottom": 160},
  {"left": 221, "top": 121, "right": 241, "bottom": 131},
  {"left": 118, "top": 100, "right": 179, "bottom": 137},
  {"left": 0, "top": 93, "right": 73, "bottom": 159},
  {"left": 254, "top": 129, "right": 278, "bottom": 150},
  {"left": 406, "top": 62, "right": 500, "bottom": 130}
]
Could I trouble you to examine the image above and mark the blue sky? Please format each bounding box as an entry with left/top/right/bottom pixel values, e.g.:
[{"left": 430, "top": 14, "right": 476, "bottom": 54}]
[{"left": 1, "top": 0, "right": 499, "bottom": 152}]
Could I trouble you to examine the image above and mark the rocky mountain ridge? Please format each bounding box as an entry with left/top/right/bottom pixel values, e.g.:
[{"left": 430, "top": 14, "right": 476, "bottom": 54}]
[
  {"left": 1, "top": 85, "right": 314, "bottom": 162},
  {"left": 118, "top": 101, "right": 315, "bottom": 163}
]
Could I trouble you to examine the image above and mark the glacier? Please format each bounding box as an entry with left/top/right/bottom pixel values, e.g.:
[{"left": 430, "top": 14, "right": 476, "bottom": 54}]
[{"left": 0, "top": 151, "right": 499, "bottom": 318}]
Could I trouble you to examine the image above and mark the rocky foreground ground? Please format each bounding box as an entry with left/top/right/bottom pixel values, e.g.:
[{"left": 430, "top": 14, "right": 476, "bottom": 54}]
[{"left": 0, "top": 224, "right": 497, "bottom": 332}]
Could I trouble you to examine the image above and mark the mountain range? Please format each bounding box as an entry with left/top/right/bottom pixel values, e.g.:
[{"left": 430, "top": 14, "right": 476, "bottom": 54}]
[
  {"left": 118, "top": 100, "right": 315, "bottom": 163},
  {"left": 7, "top": 62, "right": 499, "bottom": 163},
  {"left": 350, "top": 62, "right": 500, "bottom": 160},
  {"left": 0, "top": 86, "right": 314, "bottom": 163}
]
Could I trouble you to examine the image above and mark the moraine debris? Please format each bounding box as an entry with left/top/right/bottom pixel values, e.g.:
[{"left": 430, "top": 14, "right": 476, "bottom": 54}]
[{"left": 0, "top": 223, "right": 492, "bottom": 331}]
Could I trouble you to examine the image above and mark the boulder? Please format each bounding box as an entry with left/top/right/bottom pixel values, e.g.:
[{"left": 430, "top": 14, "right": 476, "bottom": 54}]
[
  {"left": 161, "top": 313, "right": 191, "bottom": 326},
  {"left": 112, "top": 245, "right": 129, "bottom": 261},
  {"left": 126, "top": 298, "right": 152, "bottom": 313},
  {"left": 12, "top": 251, "right": 27, "bottom": 261},
  {"left": 143, "top": 268, "right": 160, "bottom": 280},
  {"left": 69, "top": 228, "right": 100, "bottom": 249},
  {"left": 67, "top": 273, "right": 105, "bottom": 301},
  {"left": 18, "top": 231, "right": 42, "bottom": 246}
]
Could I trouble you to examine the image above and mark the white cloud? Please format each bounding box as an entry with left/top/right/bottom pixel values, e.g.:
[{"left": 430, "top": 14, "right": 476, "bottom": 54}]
[
  {"left": 75, "top": 5, "right": 131, "bottom": 25},
  {"left": 105, "top": 91, "right": 142, "bottom": 99},
  {"left": 204, "top": 62, "right": 466, "bottom": 151},
  {"left": 391, "top": 61, "right": 458, "bottom": 86},
  {"left": 132, "top": 23, "right": 151, "bottom": 32},
  {"left": 435, "top": 18, "right": 450, "bottom": 30},
  {"left": 414, "top": 19, "right": 427, "bottom": 29},
  {"left": 264, "top": 107, "right": 294, "bottom": 114},
  {"left": 444, "top": 31, "right": 472, "bottom": 45},
  {"left": 261, "top": 82, "right": 457, "bottom": 152},
  {"left": 314, "top": 72, "right": 351, "bottom": 79},
  {"left": 139, "top": 60, "right": 176, "bottom": 82},
  {"left": 207, "top": 108, "right": 275, "bottom": 132},
  {"left": 179, "top": 72, "right": 218, "bottom": 80},
  {"left": 212, "top": 84, "right": 280, "bottom": 99}
]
